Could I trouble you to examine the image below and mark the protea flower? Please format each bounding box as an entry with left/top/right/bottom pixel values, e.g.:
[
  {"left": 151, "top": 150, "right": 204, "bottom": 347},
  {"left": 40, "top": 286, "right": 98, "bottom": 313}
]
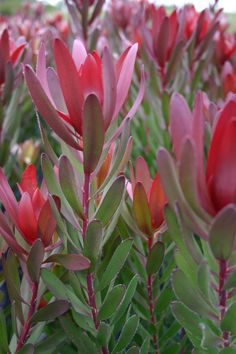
[
  {"left": 25, "top": 38, "right": 139, "bottom": 150},
  {"left": 0, "top": 164, "right": 57, "bottom": 252}
]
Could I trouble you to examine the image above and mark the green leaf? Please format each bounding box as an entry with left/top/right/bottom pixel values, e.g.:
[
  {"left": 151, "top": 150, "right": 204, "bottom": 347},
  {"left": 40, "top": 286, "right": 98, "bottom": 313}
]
[
  {"left": 133, "top": 182, "right": 152, "bottom": 236},
  {"left": 221, "top": 303, "right": 236, "bottom": 336},
  {"left": 209, "top": 205, "right": 236, "bottom": 260},
  {"left": 224, "top": 271, "right": 236, "bottom": 290},
  {"left": 60, "top": 315, "right": 97, "bottom": 354},
  {"left": 35, "top": 330, "right": 66, "bottom": 353},
  {"left": 95, "top": 176, "right": 125, "bottom": 226},
  {"left": 172, "top": 269, "right": 216, "bottom": 317},
  {"left": 98, "top": 239, "right": 133, "bottom": 291},
  {"left": 44, "top": 253, "right": 90, "bottom": 271},
  {"left": 0, "top": 310, "right": 8, "bottom": 353},
  {"left": 112, "top": 315, "right": 139, "bottom": 353},
  {"left": 140, "top": 337, "right": 150, "bottom": 354},
  {"left": 32, "top": 300, "right": 70, "bottom": 323},
  {"left": 112, "top": 274, "right": 139, "bottom": 324},
  {"left": 155, "top": 287, "right": 173, "bottom": 319},
  {"left": 197, "top": 261, "right": 211, "bottom": 300},
  {"left": 172, "top": 302, "right": 202, "bottom": 348},
  {"left": 17, "top": 344, "right": 35, "bottom": 354},
  {"left": 97, "top": 323, "right": 112, "bottom": 347},
  {"left": 41, "top": 269, "right": 67, "bottom": 300},
  {"left": 98, "top": 285, "right": 125, "bottom": 321},
  {"left": 127, "top": 347, "right": 139, "bottom": 354},
  {"left": 41, "top": 153, "right": 79, "bottom": 228},
  {"left": 83, "top": 94, "right": 105, "bottom": 174},
  {"left": 84, "top": 220, "right": 103, "bottom": 271},
  {"left": 146, "top": 241, "right": 165, "bottom": 275},
  {"left": 59, "top": 155, "right": 84, "bottom": 219},
  {"left": 27, "top": 239, "right": 44, "bottom": 282}
]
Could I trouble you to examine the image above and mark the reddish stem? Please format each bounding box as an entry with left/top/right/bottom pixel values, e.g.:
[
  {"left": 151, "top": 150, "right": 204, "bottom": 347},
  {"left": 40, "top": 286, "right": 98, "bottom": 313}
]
[
  {"left": 219, "top": 259, "right": 229, "bottom": 347},
  {"left": 15, "top": 282, "right": 38, "bottom": 353},
  {"left": 82, "top": 173, "right": 108, "bottom": 354},
  {"left": 147, "top": 237, "right": 159, "bottom": 354}
]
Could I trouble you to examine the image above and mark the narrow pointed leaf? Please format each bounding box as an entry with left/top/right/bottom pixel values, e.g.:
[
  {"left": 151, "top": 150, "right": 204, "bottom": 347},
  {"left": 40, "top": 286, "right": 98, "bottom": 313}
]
[
  {"left": 99, "top": 239, "right": 133, "bottom": 291},
  {"left": 133, "top": 182, "right": 152, "bottom": 236},
  {"left": 27, "top": 239, "right": 44, "bottom": 282},
  {"left": 98, "top": 285, "right": 125, "bottom": 320},
  {"left": 59, "top": 155, "right": 84, "bottom": 219},
  {"left": 146, "top": 241, "right": 165, "bottom": 275},
  {"left": 84, "top": 220, "right": 103, "bottom": 270},
  {"left": 32, "top": 300, "right": 69, "bottom": 323},
  {"left": 83, "top": 94, "right": 105, "bottom": 174},
  {"left": 112, "top": 315, "right": 139, "bottom": 353},
  {"left": 221, "top": 303, "right": 236, "bottom": 336},
  {"left": 95, "top": 176, "right": 125, "bottom": 226},
  {"left": 44, "top": 253, "right": 90, "bottom": 271},
  {"left": 209, "top": 205, "right": 236, "bottom": 260}
]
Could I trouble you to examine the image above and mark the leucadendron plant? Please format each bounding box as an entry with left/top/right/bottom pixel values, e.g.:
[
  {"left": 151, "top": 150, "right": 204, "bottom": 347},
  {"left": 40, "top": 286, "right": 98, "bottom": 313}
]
[
  {"left": 157, "top": 91, "right": 236, "bottom": 352},
  {"left": 128, "top": 156, "right": 166, "bottom": 353},
  {"left": 23, "top": 36, "right": 145, "bottom": 353},
  {"left": 0, "top": 164, "right": 90, "bottom": 353}
]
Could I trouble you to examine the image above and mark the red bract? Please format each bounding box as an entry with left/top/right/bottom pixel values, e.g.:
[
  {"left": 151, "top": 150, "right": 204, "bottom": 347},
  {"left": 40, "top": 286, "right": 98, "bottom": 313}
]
[
  {"left": 130, "top": 157, "right": 166, "bottom": 236},
  {"left": 144, "top": 6, "right": 180, "bottom": 69},
  {"left": 25, "top": 39, "right": 138, "bottom": 150},
  {"left": 169, "top": 92, "right": 236, "bottom": 215},
  {"left": 0, "top": 28, "right": 25, "bottom": 86},
  {"left": 215, "top": 32, "right": 236, "bottom": 65},
  {"left": 0, "top": 164, "right": 57, "bottom": 247},
  {"left": 222, "top": 62, "right": 236, "bottom": 95}
]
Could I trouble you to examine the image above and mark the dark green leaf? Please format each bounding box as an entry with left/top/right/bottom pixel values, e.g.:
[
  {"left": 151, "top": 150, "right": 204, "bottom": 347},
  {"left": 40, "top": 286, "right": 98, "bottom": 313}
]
[
  {"left": 98, "top": 239, "right": 133, "bottom": 290},
  {"left": 41, "top": 269, "right": 67, "bottom": 300},
  {"left": 98, "top": 285, "right": 125, "bottom": 320},
  {"left": 140, "top": 337, "right": 150, "bottom": 354},
  {"left": 112, "top": 274, "right": 139, "bottom": 324},
  {"left": 221, "top": 303, "right": 236, "bottom": 336},
  {"left": 60, "top": 315, "right": 97, "bottom": 354},
  {"left": 17, "top": 344, "right": 35, "bottom": 354},
  {"left": 97, "top": 323, "right": 112, "bottom": 347},
  {"left": 172, "top": 302, "right": 202, "bottom": 347},
  {"left": 0, "top": 310, "right": 8, "bottom": 353},
  {"left": 83, "top": 94, "right": 105, "bottom": 174},
  {"left": 112, "top": 315, "right": 139, "bottom": 353},
  {"left": 209, "top": 205, "right": 236, "bottom": 260},
  {"left": 95, "top": 176, "right": 125, "bottom": 226},
  {"left": 59, "top": 155, "right": 84, "bottom": 219},
  {"left": 84, "top": 220, "right": 103, "bottom": 270},
  {"left": 44, "top": 253, "right": 90, "bottom": 271},
  {"left": 224, "top": 271, "right": 236, "bottom": 290},
  {"left": 172, "top": 269, "right": 216, "bottom": 317},
  {"left": 27, "top": 239, "right": 44, "bottom": 282},
  {"left": 146, "top": 241, "right": 165, "bottom": 275},
  {"left": 32, "top": 300, "right": 69, "bottom": 323}
]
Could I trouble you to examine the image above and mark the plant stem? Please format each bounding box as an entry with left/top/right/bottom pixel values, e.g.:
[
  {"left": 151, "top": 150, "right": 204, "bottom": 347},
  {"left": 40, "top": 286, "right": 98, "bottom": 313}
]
[
  {"left": 147, "top": 237, "right": 159, "bottom": 354},
  {"left": 15, "top": 281, "right": 38, "bottom": 353},
  {"left": 219, "top": 259, "right": 229, "bottom": 347},
  {"left": 82, "top": 173, "right": 108, "bottom": 354}
]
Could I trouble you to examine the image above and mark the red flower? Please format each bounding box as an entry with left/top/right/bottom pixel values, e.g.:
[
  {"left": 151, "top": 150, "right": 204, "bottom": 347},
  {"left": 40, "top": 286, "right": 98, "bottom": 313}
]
[
  {"left": 0, "top": 164, "right": 57, "bottom": 247},
  {"left": 25, "top": 39, "right": 139, "bottom": 150},
  {"left": 129, "top": 157, "right": 166, "bottom": 236}
]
